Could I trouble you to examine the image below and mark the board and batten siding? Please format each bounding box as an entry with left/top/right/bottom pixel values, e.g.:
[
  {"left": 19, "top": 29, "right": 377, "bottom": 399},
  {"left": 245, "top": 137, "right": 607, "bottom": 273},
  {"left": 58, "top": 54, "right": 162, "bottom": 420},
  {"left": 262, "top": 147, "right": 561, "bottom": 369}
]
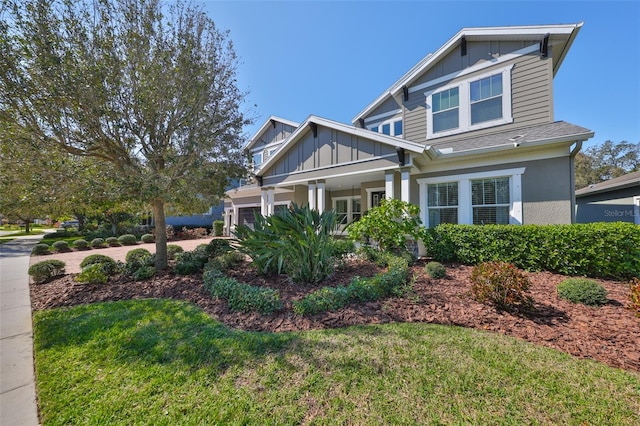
[
  {"left": 263, "top": 126, "right": 397, "bottom": 178},
  {"left": 365, "top": 97, "right": 401, "bottom": 122},
  {"left": 257, "top": 121, "right": 297, "bottom": 146},
  {"left": 401, "top": 51, "right": 553, "bottom": 145}
]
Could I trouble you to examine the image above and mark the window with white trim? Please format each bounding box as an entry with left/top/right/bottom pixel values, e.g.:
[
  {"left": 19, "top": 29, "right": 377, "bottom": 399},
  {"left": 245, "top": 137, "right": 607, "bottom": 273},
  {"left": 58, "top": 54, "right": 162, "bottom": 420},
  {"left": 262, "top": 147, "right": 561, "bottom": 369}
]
[
  {"left": 471, "top": 177, "right": 510, "bottom": 224},
  {"left": 368, "top": 119, "right": 403, "bottom": 137},
  {"left": 417, "top": 167, "right": 524, "bottom": 227},
  {"left": 425, "top": 64, "right": 514, "bottom": 139},
  {"left": 427, "top": 182, "right": 458, "bottom": 226},
  {"left": 334, "top": 196, "right": 361, "bottom": 227}
]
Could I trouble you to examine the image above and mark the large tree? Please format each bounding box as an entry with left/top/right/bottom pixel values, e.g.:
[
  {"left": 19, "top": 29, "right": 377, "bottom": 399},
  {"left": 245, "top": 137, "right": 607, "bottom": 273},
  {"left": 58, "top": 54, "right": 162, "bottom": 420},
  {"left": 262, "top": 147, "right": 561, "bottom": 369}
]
[
  {"left": 1, "top": 0, "right": 248, "bottom": 268},
  {"left": 575, "top": 140, "right": 639, "bottom": 189}
]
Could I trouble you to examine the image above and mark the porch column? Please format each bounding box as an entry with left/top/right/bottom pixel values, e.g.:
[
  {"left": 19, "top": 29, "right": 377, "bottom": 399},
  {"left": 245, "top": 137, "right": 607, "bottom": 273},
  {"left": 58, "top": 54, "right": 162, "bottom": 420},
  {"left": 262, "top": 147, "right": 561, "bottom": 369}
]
[
  {"left": 400, "top": 168, "right": 410, "bottom": 203},
  {"left": 233, "top": 205, "right": 239, "bottom": 227},
  {"left": 261, "top": 188, "right": 269, "bottom": 216},
  {"left": 385, "top": 171, "right": 394, "bottom": 200},
  {"left": 316, "top": 180, "right": 326, "bottom": 212},
  {"left": 308, "top": 182, "right": 316, "bottom": 210},
  {"left": 267, "top": 187, "right": 275, "bottom": 215}
]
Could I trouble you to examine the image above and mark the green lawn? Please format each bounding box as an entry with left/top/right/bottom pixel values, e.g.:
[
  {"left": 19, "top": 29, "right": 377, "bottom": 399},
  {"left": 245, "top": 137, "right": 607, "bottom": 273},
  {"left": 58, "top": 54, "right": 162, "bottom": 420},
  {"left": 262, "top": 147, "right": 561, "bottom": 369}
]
[{"left": 34, "top": 299, "right": 640, "bottom": 425}]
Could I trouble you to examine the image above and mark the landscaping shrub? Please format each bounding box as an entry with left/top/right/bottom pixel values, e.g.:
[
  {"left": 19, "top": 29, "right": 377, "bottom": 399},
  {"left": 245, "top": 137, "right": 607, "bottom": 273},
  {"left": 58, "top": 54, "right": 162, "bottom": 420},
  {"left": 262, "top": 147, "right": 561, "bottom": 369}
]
[
  {"left": 73, "top": 239, "right": 89, "bottom": 250},
  {"left": 213, "top": 220, "right": 224, "bottom": 237},
  {"left": 425, "top": 223, "right": 640, "bottom": 280},
  {"left": 557, "top": 278, "right": 608, "bottom": 307},
  {"left": 425, "top": 261, "right": 446, "bottom": 279},
  {"left": 31, "top": 243, "right": 50, "bottom": 255},
  {"left": 235, "top": 203, "right": 338, "bottom": 283},
  {"left": 28, "top": 260, "right": 65, "bottom": 284},
  {"left": 293, "top": 255, "right": 410, "bottom": 315},
  {"left": 203, "top": 270, "right": 283, "bottom": 315},
  {"left": 205, "top": 238, "right": 232, "bottom": 258},
  {"left": 79, "top": 254, "right": 118, "bottom": 276},
  {"left": 75, "top": 263, "right": 108, "bottom": 284},
  {"left": 347, "top": 198, "right": 423, "bottom": 254},
  {"left": 174, "top": 250, "right": 209, "bottom": 275},
  {"left": 141, "top": 233, "right": 154, "bottom": 243},
  {"left": 125, "top": 248, "right": 152, "bottom": 264},
  {"left": 105, "top": 237, "right": 121, "bottom": 247},
  {"left": 206, "top": 251, "right": 245, "bottom": 272},
  {"left": 90, "top": 238, "right": 105, "bottom": 248},
  {"left": 332, "top": 238, "right": 356, "bottom": 258},
  {"left": 470, "top": 261, "right": 533, "bottom": 311},
  {"left": 51, "top": 240, "right": 70, "bottom": 252},
  {"left": 117, "top": 234, "right": 137, "bottom": 246},
  {"left": 167, "top": 244, "right": 184, "bottom": 260},
  {"left": 131, "top": 265, "right": 155, "bottom": 281},
  {"left": 628, "top": 277, "right": 640, "bottom": 318}
]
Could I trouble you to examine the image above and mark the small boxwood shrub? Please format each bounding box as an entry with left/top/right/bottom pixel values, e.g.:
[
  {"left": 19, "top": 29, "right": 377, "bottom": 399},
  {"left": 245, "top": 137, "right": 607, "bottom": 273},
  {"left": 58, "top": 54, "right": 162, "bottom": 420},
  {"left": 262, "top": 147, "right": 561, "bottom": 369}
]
[
  {"left": 105, "top": 237, "right": 120, "bottom": 247},
  {"left": 206, "top": 251, "right": 245, "bottom": 272},
  {"left": 31, "top": 243, "right": 50, "bottom": 255},
  {"left": 28, "top": 260, "right": 66, "bottom": 284},
  {"left": 90, "top": 238, "right": 105, "bottom": 248},
  {"left": 628, "top": 278, "right": 640, "bottom": 318},
  {"left": 557, "top": 278, "right": 608, "bottom": 307},
  {"left": 125, "top": 248, "right": 152, "bottom": 264},
  {"left": 167, "top": 244, "right": 184, "bottom": 260},
  {"left": 141, "top": 233, "right": 154, "bottom": 243},
  {"left": 73, "top": 239, "right": 89, "bottom": 250},
  {"left": 175, "top": 250, "right": 209, "bottom": 275},
  {"left": 332, "top": 239, "right": 356, "bottom": 258},
  {"left": 117, "top": 234, "right": 137, "bottom": 246},
  {"left": 203, "top": 270, "right": 283, "bottom": 315},
  {"left": 79, "top": 254, "right": 118, "bottom": 276},
  {"left": 75, "top": 263, "right": 108, "bottom": 284},
  {"left": 425, "top": 261, "right": 446, "bottom": 279},
  {"left": 470, "top": 261, "right": 533, "bottom": 312},
  {"left": 51, "top": 240, "right": 70, "bottom": 252}
]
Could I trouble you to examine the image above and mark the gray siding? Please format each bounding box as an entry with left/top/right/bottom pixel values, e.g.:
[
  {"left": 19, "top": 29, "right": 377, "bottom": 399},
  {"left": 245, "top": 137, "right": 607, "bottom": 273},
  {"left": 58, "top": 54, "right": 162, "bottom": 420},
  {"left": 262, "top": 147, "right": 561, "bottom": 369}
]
[
  {"left": 263, "top": 126, "right": 397, "bottom": 178},
  {"left": 403, "top": 51, "right": 553, "bottom": 145},
  {"left": 365, "top": 97, "right": 401, "bottom": 120},
  {"left": 576, "top": 187, "right": 640, "bottom": 223}
]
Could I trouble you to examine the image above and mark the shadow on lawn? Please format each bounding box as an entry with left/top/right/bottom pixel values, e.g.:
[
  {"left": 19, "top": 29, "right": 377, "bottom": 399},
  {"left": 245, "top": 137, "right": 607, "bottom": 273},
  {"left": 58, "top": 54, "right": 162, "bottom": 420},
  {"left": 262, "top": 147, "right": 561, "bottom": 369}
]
[{"left": 33, "top": 299, "right": 297, "bottom": 373}]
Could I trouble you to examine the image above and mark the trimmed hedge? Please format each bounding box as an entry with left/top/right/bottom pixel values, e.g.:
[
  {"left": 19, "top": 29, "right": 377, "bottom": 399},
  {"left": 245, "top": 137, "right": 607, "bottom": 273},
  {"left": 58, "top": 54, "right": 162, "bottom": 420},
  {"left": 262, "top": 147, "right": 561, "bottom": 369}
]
[
  {"left": 425, "top": 223, "right": 640, "bottom": 280},
  {"left": 79, "top": 254, "right": 118, "bottom": 276},
  {"left": 118, "top": 234, "right": 137, "bottom": 246},
  {"left": 31, "top": 243, "right": 50, "bottom": 255}
]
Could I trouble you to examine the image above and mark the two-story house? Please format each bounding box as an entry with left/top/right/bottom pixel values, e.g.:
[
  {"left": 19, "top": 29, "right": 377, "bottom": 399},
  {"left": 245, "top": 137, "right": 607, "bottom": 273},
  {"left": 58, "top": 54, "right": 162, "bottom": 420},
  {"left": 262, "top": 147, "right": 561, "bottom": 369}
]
[{"left": 224, "top": 23, "right": 594, "bottom": 243}]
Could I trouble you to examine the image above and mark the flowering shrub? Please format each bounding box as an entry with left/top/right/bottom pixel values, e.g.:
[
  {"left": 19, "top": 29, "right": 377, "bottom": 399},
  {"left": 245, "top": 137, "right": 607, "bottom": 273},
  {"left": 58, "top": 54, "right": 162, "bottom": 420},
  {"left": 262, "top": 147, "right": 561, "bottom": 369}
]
[{"left": 628, "top": 278, "right": 640, "bottom": 318}]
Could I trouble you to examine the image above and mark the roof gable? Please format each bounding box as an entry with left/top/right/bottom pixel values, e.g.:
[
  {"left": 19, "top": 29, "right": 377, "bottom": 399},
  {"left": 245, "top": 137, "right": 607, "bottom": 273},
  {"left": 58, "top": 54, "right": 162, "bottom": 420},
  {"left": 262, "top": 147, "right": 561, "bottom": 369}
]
[
  {"left": 576, "top": 170, "right": 640, "bottom": 197},
  {"left": 352, "top": 23, "right": 583, "bottom": 124},
  {"left": 257, "top": 115, "right": 426, "bottom": 177},
  {"left": 244, "top": 116, "right": 300, "bottom": 151}
]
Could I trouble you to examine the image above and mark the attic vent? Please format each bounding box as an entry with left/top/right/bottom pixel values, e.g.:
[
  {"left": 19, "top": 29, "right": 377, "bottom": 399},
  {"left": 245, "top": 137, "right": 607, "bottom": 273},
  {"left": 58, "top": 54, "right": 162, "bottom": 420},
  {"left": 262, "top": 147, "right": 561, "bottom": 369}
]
[{"left": 509, "top": 135, "right": 524, "bottom": 142}]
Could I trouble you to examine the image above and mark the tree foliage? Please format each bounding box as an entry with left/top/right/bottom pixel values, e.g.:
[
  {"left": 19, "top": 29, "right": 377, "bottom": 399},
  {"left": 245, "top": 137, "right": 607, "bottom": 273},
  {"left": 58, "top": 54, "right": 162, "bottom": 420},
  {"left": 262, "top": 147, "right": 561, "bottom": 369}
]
[
  {"left": 575, "top": 140, "right": 639, "bottom": 189},
  {"left": 1, "top": 0, "right": 248, "bottom": 268}
]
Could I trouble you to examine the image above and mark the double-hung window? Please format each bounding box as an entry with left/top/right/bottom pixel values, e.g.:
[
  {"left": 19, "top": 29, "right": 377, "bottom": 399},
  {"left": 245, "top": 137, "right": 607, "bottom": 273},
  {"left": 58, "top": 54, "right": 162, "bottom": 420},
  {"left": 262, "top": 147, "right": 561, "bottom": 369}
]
[
  {"left": 425, "top": 64, "right": 513, "bottom": 139},
  {"left": 427, "top": 182, "right": 458, "bottom": 226},
  {"left": 471, "top": 177, "right": 510, "bottom": 224},
  {"left": 334, "top": 197, "right": 361, "bottom": 228},
  {"left": 418, "top": 168, "right": 524, "bottom": 227}
]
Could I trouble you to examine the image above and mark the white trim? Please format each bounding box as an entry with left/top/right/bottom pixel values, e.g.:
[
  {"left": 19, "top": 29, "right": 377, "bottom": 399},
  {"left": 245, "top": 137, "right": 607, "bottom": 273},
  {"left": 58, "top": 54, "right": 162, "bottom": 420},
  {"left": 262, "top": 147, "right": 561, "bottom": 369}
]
[
  {"left": 263, "top": 154, "right": 399, "bottom": 184},
  {"left": 364, "top": 109, "right": 402, "bottom": 124},
  {"left": 333, "top": 195, "right": 362, "bottom": 230},
  {"left": 425, "top": 64, "right": 514, "bottom": 140},
  {"left": 409, "top": 44, "right": 536, "bottom": 94},
  {"left": 634, "top": 196, "right": 640, "bottom": 225},
  {"left": 401, "top": 169, "right": 411, "bottom": 203},
  {"left": 418, "top": 167, "right": 525, "bottom": 227},
  {"left": 385, "top": 172, "right": 395, "bottom": 199}
]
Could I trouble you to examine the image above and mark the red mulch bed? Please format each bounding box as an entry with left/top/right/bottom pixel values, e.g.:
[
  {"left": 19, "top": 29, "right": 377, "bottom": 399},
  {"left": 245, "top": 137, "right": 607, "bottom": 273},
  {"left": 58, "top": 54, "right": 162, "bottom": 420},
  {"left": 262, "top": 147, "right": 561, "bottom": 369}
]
[{"left": 30, "top": 259, "right": 640, "bottom": 373}]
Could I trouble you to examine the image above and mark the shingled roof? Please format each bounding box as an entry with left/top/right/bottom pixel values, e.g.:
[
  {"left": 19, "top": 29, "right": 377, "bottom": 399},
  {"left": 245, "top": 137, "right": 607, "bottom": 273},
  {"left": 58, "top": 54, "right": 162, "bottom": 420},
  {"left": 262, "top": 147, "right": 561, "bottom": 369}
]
[{"left": 576, "top": 170, "right": 640, "bottom": 197}]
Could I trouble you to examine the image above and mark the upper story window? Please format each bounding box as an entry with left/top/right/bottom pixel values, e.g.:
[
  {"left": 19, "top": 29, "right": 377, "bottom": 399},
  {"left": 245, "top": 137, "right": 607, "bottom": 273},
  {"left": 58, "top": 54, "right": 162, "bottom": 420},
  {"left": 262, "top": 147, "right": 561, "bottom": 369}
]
[
  {"left": 252, "top": 152, "right": 263, "bottom": 167},
  {"left": 425, "top": 64, "right": 514, "bottom": 140},
  {"left": 368, "top": 118, "right": 403, "bottom": 137}
]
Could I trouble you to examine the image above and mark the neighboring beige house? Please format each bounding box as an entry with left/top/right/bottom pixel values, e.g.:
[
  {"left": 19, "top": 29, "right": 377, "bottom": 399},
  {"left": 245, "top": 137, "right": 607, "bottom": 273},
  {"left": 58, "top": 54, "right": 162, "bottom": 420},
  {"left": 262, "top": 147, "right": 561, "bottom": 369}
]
[
  {"left": 225, "top": 23, "right": 594, "bottom": 242},
  {"left": 575, "top": 171, "right": 640, "bottom": 224}
]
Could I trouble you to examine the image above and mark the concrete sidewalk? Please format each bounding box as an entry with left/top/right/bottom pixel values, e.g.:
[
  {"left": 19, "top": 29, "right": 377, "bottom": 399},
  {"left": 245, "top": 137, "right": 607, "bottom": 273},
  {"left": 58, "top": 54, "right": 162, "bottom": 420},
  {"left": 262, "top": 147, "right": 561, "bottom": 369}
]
[{"left": 1, "top": 235, "right": 43, "bottom": 426}]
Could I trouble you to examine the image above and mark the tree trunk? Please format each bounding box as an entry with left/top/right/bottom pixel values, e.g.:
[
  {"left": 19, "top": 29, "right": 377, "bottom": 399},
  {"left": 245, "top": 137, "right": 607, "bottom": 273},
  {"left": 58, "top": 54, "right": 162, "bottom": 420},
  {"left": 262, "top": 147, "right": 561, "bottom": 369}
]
[
  {"left": 74, "top": 213, "right": 86, "bottom": 232},
  {"left": 152, "top": 199, "right": 168, "bottom": 270},
  {"left": 24, "top": 219, "right": 31, "bottom": 233}
]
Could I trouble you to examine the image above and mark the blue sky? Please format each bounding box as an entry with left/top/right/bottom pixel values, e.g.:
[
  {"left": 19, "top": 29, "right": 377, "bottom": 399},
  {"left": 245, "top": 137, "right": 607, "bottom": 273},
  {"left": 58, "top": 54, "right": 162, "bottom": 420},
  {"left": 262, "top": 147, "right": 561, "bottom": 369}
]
[{"left": 202, "top": 1, "right": 640, "bottom": 148}]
